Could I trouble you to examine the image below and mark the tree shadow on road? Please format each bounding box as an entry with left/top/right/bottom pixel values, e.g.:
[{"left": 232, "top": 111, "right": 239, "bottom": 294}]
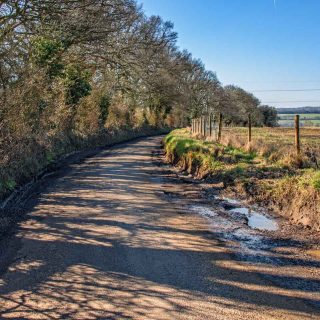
[{"left": 0, "top": 137, "right": 319, "bottom": 319}]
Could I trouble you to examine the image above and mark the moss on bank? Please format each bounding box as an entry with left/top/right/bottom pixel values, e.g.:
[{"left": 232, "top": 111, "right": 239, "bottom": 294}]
[{"left": 164, "top": 129, "right": 256, "bottom": 181}]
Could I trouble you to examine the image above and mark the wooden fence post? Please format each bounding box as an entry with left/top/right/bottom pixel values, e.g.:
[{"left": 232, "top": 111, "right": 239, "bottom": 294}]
[
  {"left": 217, "top": 113, "right": 223, "bottom": 142},
  {"left": 203, "top": 116, "right": 205, "bottom": 137},
  {"left": 201, "top": 117, "right": 203, "bottom": 135},
  {"left": 295, "top": 115, "right": 300, "bottom": 155},
  {"left": 248, "top": 114, "right": 252, "bottom": 143},
  {"left": 200, "top": 116, "right": 203, "bottom": 136}
]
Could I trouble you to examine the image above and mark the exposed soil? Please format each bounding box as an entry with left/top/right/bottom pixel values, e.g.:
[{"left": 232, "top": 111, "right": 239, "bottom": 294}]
[{"left": 222, "top": 177, "right": 320, "bottom": 232}]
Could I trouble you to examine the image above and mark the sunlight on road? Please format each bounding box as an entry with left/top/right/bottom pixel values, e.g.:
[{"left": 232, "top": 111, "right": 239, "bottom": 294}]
[{"left": 0, "top": 137, "right": 319, "bottom": 319}]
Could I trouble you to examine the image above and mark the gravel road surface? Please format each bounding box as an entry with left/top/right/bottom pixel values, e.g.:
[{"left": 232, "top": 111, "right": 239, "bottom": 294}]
[{"left": 0, "top": 136, "right": 319, "bottom": 319}]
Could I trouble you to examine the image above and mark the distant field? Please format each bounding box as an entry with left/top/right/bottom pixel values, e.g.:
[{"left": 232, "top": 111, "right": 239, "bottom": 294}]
[
  {"left": 278, "top": 113, "right": 320, "bottom": 127},
  {"left": 278, "top": 113, "right": 320, "bottom": 120},
  {"left": 278, "top": 119, "right": 320, "bottom": 126}
]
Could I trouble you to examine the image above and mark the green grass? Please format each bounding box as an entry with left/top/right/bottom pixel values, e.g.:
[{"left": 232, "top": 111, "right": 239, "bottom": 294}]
[
  {"left": 164, "top": 129, "right": 259, "bottom": 183},
  {"left": 311, "top": 171, "right": 320, "bottom": 190},
  {"left": 164, "top": 129, "right": 256, "bottom": 170}
]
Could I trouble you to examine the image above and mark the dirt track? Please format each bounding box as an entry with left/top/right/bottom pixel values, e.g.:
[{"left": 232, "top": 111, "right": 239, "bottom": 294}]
[{"left": 0, "top": 136, "right": 319, "bottom": 319}]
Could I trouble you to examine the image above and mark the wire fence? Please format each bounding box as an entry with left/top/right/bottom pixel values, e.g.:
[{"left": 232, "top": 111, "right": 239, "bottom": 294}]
[
  {"left": 191, "top": 114, "right": 222, "bottom": 142},
  {"left": 191, "top": 113, "right": 301, "bottom": 155}
]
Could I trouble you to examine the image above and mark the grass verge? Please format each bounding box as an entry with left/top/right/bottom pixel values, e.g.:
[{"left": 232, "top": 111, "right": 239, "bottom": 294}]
[{"left": 164, "top": 128, "right": 320, "bottom": 231}]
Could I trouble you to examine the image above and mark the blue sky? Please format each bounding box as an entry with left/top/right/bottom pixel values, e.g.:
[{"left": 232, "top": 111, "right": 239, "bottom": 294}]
[{"left": 138, "top": 0, "right": 320, "bottom": 108}]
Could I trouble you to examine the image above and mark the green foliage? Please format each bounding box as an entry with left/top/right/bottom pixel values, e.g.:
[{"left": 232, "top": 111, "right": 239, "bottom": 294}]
[
  {"left": 32, "top": 37, "right": 64, "bottom": 78},
  {"left": 64, "top": 64, "right": 92, "bottom": 105},
  {"left": 32, "top": 38, "right": 92, "bottom": 106},
  {"left": 0, "top": 179, "right": 16, "bottom": 194},
  {"left": 259, "top": 105, "right": 278, "bottom": 127},
  {"left": 46, "top": 152, "right": 55, "bottom": 164}
]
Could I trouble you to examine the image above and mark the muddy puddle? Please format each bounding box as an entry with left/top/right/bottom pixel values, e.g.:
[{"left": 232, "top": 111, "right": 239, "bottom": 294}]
[
  {"left": 229, "top": 207, "right": 278, "bottom": 231},
  {"left": 247, "top": 212, "right": 278, "bottom": 231},
  {"left": 159, "top": 162, "right": 279, "bottom": 257},
  {"left": 158, "top": 159, "right": 320, "bottom": 274},
  {"left": 190, "top": 198, "right": 279, "bottom": 259}
]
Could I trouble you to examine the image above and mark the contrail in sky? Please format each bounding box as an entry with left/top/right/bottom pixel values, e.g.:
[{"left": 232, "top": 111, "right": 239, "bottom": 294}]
[{"left": 274, "top": 0, "right": 277, "bottom": 10}]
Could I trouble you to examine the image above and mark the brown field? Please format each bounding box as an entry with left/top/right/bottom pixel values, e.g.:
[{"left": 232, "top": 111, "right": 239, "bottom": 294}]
[{"left": 220, "top": 127, "right": 320, "bottom": 166}]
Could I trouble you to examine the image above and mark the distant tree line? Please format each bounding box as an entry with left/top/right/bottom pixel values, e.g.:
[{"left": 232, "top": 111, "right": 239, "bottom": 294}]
[
  {"left": 0, "top": 0, "right": 278, "bottom": 197},
  {"left": 277, "top": 107, "right": 320, "bottom": 114}
]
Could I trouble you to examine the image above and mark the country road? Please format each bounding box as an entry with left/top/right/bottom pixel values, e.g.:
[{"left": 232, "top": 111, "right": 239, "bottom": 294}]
[{"left": 0, "top": 136, "right": 319, "bottom": 319}]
